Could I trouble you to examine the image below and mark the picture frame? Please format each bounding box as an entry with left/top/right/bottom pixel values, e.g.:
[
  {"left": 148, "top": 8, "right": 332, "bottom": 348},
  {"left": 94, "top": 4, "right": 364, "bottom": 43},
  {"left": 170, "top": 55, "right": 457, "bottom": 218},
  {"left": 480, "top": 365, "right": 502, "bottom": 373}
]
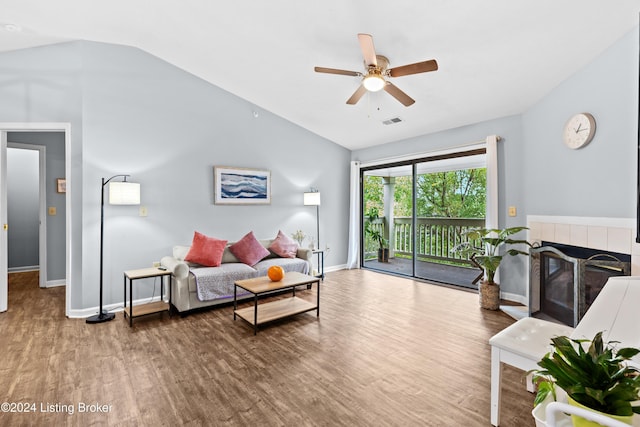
[
  {"left": 214, "top": 166, "right": 271, "bottom": 205},
  {"left": 56, "top": 178, "right": 66, "bottom": 194}
]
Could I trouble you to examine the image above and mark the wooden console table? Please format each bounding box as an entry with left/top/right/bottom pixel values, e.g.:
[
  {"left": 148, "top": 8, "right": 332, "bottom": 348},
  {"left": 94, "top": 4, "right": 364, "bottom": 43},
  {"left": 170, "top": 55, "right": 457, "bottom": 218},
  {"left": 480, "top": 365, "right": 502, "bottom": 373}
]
[{"left": 233, "top": 272, "right": 320, "bottom": 335}]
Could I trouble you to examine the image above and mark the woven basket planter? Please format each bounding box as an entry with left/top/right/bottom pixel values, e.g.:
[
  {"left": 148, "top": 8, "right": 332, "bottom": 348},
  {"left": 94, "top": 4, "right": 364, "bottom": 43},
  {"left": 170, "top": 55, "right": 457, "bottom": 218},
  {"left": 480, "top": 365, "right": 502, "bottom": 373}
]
[{"left": 479, "top": 281, "right": 500, "bottom": 310}]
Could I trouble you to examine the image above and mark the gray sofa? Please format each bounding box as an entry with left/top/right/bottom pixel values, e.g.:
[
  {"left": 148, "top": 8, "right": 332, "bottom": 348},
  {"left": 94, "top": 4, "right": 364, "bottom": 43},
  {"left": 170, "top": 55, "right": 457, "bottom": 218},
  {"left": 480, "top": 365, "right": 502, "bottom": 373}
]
[{"left": 161, "top": 239, "right": 312, "bottom": 314}]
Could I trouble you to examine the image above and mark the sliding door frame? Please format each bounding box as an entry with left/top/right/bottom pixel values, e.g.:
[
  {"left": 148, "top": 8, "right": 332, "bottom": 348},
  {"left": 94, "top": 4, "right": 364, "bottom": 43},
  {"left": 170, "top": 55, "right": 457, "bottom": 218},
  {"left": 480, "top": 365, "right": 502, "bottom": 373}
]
[{"left": 359, "top": 147, "right": 488, "bottom": 281}]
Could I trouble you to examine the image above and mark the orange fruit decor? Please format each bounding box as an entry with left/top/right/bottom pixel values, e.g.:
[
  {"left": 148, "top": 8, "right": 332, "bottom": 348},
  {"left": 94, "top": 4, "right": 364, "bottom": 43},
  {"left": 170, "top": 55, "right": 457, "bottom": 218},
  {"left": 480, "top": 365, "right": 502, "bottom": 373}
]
[{"left": 267, "top": 265, "right": 285, "bottom": 281}]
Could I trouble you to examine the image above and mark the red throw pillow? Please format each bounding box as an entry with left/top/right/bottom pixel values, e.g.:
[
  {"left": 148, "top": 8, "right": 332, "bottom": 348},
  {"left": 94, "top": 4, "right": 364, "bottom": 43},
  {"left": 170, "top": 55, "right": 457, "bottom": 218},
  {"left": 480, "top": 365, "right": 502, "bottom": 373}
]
[
  {"left": 184, "top": 231, "right": 227, "bottom": 267},
  {"left": 229, "top": 231, "right": 270, "bottom": 266},
  {"left": 269, "top": 230, "right": 298, "bottom": 258}
]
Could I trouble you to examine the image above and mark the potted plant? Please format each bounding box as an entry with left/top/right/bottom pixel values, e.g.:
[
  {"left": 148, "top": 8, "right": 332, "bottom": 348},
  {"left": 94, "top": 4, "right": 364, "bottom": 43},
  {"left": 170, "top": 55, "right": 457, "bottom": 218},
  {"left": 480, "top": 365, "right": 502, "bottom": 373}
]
[
  {"left": 452, "top": 226, "right": 531, "bottom": 310},
  {"left": 291, "top": 230, "right": 305, "bottom": 246},
  {"left": 530, "top": 331, "right": 640, "bottom": 426},
  {"left": 364, "top": 208, "right": 389, "bottom": 263}
]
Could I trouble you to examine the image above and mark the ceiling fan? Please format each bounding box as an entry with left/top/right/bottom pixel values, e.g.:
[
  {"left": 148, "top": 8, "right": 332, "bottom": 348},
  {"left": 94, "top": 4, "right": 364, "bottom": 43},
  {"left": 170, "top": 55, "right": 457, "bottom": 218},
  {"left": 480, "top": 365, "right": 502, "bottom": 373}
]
[{"left": 314, "top": 33, "right": 438, "bottom": 107}]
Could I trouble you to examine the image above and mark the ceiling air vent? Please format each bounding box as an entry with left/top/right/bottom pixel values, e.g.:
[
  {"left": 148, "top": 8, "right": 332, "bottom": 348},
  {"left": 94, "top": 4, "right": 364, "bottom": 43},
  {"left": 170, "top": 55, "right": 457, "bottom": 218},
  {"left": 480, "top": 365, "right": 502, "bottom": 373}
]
[{"left": 382, "top": 117, "right": 403, "bottom": 125}]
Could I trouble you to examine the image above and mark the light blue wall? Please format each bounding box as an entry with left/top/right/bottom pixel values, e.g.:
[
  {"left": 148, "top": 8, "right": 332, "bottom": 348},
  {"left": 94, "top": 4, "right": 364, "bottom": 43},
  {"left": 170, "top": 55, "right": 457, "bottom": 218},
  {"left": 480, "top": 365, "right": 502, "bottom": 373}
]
[
  {"left": 521, "top": 27, "right": 638, "bottom": 218},
  {"left": 0, "top": 41, "right": 350, "bottom": 312}
]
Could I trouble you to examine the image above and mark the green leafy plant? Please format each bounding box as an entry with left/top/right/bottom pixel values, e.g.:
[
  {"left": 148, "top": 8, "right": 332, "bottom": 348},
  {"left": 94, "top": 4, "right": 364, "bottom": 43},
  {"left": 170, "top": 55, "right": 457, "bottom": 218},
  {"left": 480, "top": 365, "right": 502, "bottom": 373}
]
[
  {"left": 452, "top": 226, "right": 531, "bottom": 283},
  {"left": 530, "top": 331, "right": 640, "bottom": 417},
  {"left": 364, "top": 208, "right": 388, "bottom": 250}
]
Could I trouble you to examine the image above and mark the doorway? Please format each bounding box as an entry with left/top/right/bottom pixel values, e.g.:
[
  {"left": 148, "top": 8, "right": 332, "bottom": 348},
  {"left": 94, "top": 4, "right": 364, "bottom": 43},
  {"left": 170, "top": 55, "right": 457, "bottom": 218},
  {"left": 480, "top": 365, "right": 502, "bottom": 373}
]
[
  {"left": 0, "top": 123, "right": 71, "bottom": 315},
  {"left": 7, "top": 144, "right": 46, "bottom": 287},
  {"left": 361, "top": 148, "right": 487, "bottom": 288}
]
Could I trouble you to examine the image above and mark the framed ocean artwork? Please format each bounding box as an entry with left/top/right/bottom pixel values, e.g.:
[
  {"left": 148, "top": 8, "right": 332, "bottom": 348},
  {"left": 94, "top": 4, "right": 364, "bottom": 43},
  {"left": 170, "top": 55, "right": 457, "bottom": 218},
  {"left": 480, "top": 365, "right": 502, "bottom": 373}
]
[{"left": 214, "top": 166, "right": 271, "bottom": 205}]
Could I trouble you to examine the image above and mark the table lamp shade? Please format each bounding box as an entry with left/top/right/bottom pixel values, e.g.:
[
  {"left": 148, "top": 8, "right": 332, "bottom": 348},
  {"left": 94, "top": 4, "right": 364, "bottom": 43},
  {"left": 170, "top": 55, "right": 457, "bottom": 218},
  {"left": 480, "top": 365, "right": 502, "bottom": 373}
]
[
  {"left": 303, "top": 191, "right": 321, "bottom": 206},
  {"left": 109, "top": 182, "right": 140, "bottom": 205}
]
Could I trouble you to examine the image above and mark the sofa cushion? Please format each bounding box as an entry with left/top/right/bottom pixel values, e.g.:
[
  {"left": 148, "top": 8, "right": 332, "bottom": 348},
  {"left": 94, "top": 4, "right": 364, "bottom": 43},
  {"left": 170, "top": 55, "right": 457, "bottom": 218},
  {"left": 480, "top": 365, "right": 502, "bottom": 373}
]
[
  {"left": 184, "top": 231, "right": 228, "bottom": 267},
  {"left": 220, "top": 246, "right": 240, "bottom": 264},
  {"left": 189, "top": 263, "right": 258, "bottom": 298},
  {"left": 254, "top": 257, "right": 310, "bottom": 276},
  {"left": 229, "top": 231, "right": 270, "bottom": 266},
  {"left": 269, "top": 230, "right": 298, "bottom": 258}
]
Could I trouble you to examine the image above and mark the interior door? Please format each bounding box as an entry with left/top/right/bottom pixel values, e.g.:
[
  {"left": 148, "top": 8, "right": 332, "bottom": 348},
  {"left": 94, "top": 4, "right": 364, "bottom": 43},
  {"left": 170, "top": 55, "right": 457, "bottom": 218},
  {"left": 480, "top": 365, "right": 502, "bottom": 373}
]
[{"left": 1, "top": 131, "right": 8, "bottom": 312}]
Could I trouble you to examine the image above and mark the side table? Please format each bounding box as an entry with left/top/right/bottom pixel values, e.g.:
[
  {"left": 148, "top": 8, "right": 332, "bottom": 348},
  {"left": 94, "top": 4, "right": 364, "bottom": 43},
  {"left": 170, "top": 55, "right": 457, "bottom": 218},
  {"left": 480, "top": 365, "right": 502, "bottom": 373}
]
[
  {"left": 123, "top": 267, "right": 172, "bottom": 327},
  {"left": 312, "top": 250, "right": 324, "bottom": 280}
]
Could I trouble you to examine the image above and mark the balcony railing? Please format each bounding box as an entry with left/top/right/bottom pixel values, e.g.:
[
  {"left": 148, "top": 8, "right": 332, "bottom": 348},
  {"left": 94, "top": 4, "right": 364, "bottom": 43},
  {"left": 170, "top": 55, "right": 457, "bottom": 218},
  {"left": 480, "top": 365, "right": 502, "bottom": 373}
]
[{"left": 364, "top": 217, "right": 485, "bottom": 266}]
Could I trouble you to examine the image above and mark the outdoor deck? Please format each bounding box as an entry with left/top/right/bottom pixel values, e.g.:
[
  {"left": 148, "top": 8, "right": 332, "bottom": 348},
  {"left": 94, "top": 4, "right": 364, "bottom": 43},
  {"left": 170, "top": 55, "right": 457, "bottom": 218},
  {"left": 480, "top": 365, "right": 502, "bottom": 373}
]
[{"left": 363, "top": 257, "right": 481, "bottom": 289}]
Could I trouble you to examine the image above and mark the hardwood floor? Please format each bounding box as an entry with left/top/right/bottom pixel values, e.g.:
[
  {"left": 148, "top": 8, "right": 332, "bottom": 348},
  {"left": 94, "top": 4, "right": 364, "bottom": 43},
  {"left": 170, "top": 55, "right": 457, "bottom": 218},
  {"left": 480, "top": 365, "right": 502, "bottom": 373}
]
[{"left": 1, "top": 270, "right": 535, "bottom": 426}]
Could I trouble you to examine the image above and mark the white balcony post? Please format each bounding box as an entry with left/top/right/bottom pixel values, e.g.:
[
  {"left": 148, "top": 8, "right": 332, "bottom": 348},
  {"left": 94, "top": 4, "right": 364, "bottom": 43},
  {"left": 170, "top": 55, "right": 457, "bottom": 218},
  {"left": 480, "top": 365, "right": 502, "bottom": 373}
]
[{"left": 383, "top": 177, "right": 395, "bottom": 258}]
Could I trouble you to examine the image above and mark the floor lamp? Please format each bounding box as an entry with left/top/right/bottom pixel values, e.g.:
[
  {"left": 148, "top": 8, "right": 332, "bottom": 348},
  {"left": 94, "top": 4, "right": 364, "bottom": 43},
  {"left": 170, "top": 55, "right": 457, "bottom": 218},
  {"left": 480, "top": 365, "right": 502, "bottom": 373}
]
[
  {"left": 86, "top": 175, "right": 140, "bottom": 324},
  {"left": 303, "top": 189, "right": 321, "bottom": 249}
]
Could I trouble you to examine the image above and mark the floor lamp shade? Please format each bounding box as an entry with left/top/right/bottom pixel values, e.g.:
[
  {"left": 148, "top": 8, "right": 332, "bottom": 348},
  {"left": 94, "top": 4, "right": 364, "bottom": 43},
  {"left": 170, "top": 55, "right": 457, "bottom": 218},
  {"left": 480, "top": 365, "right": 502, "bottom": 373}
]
[
  {"left": 303, "top": 191, "right": 321, "bottom": 206},
  {"left": 109, "top": 182, "right": 140, "bottom": 205}
]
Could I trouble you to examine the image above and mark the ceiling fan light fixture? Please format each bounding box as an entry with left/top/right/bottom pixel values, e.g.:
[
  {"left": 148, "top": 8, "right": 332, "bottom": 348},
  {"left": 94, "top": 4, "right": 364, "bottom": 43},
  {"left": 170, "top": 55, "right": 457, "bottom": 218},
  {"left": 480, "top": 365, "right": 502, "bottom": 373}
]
[
  {"left": 363, "top": 73, "right": 385, "bottom": 92},
  {"left": 314, "top": 34, "right": 436, "bottom": 106}
]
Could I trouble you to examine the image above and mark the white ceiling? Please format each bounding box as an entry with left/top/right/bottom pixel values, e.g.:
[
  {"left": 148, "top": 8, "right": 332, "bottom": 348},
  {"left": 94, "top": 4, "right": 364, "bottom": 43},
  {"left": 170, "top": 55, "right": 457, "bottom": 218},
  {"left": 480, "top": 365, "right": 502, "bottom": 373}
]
[{"left": 1, "top": 1, "right": 639, "bottom": 150}]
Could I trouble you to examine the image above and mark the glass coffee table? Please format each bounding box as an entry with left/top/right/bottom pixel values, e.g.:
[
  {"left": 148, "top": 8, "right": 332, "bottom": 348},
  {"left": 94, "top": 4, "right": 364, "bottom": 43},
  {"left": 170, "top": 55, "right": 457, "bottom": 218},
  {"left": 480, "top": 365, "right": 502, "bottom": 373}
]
[{"left": 233, "top": 271, "right": 320, "bottom": 335}]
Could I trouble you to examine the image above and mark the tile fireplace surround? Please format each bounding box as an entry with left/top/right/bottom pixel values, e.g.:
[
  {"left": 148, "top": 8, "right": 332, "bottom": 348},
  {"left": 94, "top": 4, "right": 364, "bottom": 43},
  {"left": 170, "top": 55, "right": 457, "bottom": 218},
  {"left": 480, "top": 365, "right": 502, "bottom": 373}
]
[
  {"left": 503, "top": 216, "right": 639, "bottom": 319},
  {"left": 527, "top": 216, "right": 639, "bottom": 274}
]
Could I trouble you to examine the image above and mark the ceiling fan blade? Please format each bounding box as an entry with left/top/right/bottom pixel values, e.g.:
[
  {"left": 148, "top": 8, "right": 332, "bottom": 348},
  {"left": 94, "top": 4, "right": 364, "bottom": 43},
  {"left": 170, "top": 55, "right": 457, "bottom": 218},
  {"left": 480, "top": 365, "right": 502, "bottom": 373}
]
[
  {"left": 389, "top": 59, "right": 438, "bottom": 77},
  {"left": 314, "top": 66, "right": 361, "bottom": 77},
  {"left": 357, "top": 33, "right": 377, "bottom": 67},
  {"left": 384, "top": 82, "right": 415, "bottom": 106},
  {"left": 346, "top": 84, "right": 367, "bottom": 105}
]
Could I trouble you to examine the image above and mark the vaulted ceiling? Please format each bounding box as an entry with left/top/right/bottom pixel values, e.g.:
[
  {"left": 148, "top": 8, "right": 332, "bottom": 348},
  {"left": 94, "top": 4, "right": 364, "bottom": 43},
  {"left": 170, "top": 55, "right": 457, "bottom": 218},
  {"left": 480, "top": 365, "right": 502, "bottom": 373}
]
[{"left": 1, "top": 1, "right": 639, "bottom": 150}]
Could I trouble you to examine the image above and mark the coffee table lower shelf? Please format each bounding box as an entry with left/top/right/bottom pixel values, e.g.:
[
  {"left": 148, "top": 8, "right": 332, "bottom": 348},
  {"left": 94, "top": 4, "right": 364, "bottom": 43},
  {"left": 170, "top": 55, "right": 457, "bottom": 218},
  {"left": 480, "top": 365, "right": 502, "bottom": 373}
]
[{"left": 234, "top": 297, "right": 317, "bottom": 329}]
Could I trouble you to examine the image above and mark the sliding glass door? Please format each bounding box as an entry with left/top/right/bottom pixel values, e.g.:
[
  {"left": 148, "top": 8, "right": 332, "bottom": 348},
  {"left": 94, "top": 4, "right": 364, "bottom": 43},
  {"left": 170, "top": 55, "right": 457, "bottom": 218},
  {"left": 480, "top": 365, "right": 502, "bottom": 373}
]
[
  {"left": 362, "top": 164, "right": 414, "bottom": 276},
  {"left": 361, "top": 149, "right": 487, "bottom": 289}
]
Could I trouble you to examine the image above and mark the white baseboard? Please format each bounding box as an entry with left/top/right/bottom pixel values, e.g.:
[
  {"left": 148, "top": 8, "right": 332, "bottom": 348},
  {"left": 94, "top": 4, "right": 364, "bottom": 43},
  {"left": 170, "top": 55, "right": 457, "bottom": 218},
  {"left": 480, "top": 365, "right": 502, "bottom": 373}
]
[
  {"left": 68, "top": 295, "right": 166, "bottom": 319},
  {"left": 325, "top": 264, "right": 346, "bottom": 273},
  {"left": 501, "top": 305, "right": 528, "bottom": 320},
  {"left": 500, "top": 291, "right": 527, "bottom": 306},
  {"left": 46, "top": 279, "right": 66, "bottom": 288},
  {"left": 8, "top": 266, "right": 39, "bottom": 273}
]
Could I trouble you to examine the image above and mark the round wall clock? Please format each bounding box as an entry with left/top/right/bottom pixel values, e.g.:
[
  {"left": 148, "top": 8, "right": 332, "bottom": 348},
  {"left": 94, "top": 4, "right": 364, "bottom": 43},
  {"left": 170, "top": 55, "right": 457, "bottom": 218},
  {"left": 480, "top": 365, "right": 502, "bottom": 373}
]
[{"left": 563, "top": 112, "right": 596, "bottom": 149}]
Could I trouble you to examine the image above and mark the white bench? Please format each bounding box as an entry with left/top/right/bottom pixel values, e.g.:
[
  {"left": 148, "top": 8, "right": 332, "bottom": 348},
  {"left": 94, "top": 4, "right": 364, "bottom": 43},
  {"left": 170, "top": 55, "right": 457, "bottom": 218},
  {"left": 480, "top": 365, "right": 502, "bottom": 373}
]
[{"left": 488, "top": 276, "right": 640, "bottom": 426}]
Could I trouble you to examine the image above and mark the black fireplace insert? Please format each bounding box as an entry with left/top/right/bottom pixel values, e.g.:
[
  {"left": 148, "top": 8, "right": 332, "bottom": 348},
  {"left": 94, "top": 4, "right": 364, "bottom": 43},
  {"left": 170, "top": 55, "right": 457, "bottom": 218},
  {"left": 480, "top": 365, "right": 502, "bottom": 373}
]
[{"left": 529, "top": 242, "right": 630, "bottom": 326}]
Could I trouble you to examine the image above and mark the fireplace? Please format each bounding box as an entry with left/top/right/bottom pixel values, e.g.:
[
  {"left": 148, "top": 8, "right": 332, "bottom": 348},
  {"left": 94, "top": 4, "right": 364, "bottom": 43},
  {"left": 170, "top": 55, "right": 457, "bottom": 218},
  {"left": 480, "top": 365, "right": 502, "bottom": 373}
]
[{"left": 529, "top": 242, "right": 630, "bottom": 326}]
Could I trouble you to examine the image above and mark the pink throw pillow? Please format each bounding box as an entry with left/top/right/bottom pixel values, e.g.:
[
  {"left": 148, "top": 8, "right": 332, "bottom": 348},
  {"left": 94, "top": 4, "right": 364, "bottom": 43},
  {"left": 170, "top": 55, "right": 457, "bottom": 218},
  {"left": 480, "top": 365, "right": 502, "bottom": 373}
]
[
  {"left": 229, "top": 231, "right": 270, "bottom": 266},
  {"left": 269, "top": 230, "right": 298, "bottom": 258},
  {"left": 184, "top": 231, "right": 228, "bottom": 267}
]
